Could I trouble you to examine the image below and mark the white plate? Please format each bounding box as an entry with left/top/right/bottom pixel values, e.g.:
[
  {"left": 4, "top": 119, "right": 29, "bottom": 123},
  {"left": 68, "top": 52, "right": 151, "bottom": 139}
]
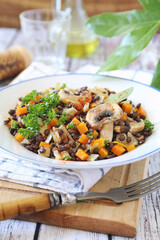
[{"left": 0, "top": 73, "right": 160, "bottom": 169}]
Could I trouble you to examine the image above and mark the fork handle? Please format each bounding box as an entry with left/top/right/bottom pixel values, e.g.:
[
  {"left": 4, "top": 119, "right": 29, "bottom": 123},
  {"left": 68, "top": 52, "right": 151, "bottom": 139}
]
[
  {"left": 75, "top": 191, "right": 114, "bottom": 201},
  {"left": 0, "top": 194, "right": 51, "bottom": 221}
]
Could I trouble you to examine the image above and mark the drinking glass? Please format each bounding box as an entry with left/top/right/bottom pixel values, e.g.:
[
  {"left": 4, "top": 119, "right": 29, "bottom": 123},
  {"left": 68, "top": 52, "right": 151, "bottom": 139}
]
[{"left": 19, "top": 9, "right": 70, "bottom": 69}]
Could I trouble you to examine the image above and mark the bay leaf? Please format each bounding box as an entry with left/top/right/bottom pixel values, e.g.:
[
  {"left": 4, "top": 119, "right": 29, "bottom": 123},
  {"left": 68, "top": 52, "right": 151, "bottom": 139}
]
[{"left": 105, "top": 87, "right": 134, "bottom": 103}]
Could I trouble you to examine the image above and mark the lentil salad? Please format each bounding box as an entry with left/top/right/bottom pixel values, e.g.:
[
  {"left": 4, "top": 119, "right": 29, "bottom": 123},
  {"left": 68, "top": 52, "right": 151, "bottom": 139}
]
[{"left": 4, "top": 83, "right": 154, "bottom": 162}]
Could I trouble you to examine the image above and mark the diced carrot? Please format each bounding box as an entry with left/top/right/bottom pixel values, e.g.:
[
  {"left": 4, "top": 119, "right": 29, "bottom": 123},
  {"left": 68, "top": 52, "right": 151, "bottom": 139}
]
[
  {"left": 15, "top": 132, "right": 24, "bottom": 142},
  {"left": 76, "top": 149, "right": 89, "bottom": 161},
  {"left": 111, "top": 144, "right": 126, "bottom": 156},
  {"left": 78, "top": 134, "right": 89, "bottom": 145},
  {"left": 95, "top": 138, "right": 105, "bottom": 149},
  {"left": 98, "top": 147, "right": 109, "bottom": 158},
  {"left": 90, "top": 138, "right": 104, "bottom": 149},
  {"left": 28, "top": 100, "right": 35, "bottom": 105},
  {"left": 93, "top": 130, "right": 98, "bottom": 139},
  {"left": 16, "top": 106, "right": 28, "bottom": 116},
  {"left": 122, "top": 103, "right": 133, "bottom": 114},
  {"left": 126, "top": 144, "right": 135, "bottom": 152},
  {"left": 39, "top": 142, "right": 51, "bottom": 148},
  {"left": 120, "top": 112, "right": 127, "bottom": 121},
  {"left": 71, "top": 117, "right": 81, "bottom": 125},
  {"left": 49, "top": 117, "right": 58, "bottom": 127},
  {"left": 90, "top": 102, "right": 98, "bottom": 108},
  {"left": 6, "top": 120, "right": 11, "bottom": 127},
  {"left": 137, "top": 106, "right": 147, "bottom": 118},
  {"left": 36, "top": 95, "right": 42, "bottom": 101},
  {"left": 90, "top": 139, "right": 96, "bottom": 146},
  {"left": 77, "top": 122, "right": 88, "bottom": 135}
]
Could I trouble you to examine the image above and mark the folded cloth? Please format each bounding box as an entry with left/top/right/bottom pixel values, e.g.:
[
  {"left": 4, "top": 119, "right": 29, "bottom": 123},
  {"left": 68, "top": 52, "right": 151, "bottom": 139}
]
[{"left": 0, "top": 62, "right": 153, "bottom": 193}]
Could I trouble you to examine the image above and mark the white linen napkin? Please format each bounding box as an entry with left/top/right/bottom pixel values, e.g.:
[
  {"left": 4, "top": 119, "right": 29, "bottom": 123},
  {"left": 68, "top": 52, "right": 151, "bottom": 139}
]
[{"left": 0, "top": 63, "right": 153, "bottom": 193}]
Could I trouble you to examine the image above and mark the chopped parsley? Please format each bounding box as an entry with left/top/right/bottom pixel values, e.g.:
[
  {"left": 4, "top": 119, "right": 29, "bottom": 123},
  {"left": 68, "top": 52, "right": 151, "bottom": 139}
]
[
  {"left": 41, "top": 90, "right": 60, "bottom": 108},
  {"left": 46, "top": 109, "right": 58, "bottom": 124},
  {"left": 11, "top": 120, "right": 18, "bottom": 129},
  {"left": 63, "top": 153, "right": 71, "bottom": 160},
  {"left": 18, "top": 114, "right": 40, "bottom": 139},
  {"left": 56, "top": 112, "right": 68, "bottom": 127},
  {"left": 104, "top": 140, "right": 110, "bottom": 146},
  {"left": 17, "top": 90, "right": 61, "bottom": 139},
  {"left": 21, "top": 90, "right": 39, "bottom": 105},
  {"left": 66, "top": 122, "right": 78, "bottom": 129},
  {"left": 87, "top": 132, "right": 94, "bottom": 139},
  {"left": 18, "top": 128, "right": 36, "bottom": 139},
  {"left": 144, "top": 119, "right": 154, "bottom": 130}
]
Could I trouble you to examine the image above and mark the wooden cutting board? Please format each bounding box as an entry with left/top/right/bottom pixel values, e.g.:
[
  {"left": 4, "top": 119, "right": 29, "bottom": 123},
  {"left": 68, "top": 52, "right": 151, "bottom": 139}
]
[{"left": 0, "top": 158, "right": 149, "bottom": 238}]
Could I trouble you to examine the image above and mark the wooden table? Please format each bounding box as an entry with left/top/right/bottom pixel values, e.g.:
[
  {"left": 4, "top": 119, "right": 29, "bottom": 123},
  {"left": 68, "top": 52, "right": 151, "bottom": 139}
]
[{"left": 0, "top": 28, "right": 160, "bottom": 240}]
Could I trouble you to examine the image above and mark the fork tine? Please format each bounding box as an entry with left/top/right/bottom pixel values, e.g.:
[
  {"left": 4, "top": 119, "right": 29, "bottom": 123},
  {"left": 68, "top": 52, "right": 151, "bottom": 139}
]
[
  {"left": 123, "top": 171, "right": 160, "bottom": 190},
  {"left": 125, "top": 185, "right": 160, "bottom": 201},
  {"left": 122, "top": 184, "right": 160, "bottom": 202},
  {"left": 126, "top": 174, "right": 160, "bottom": 193},
  {"left": 127, "top": 181, "right": 160, "bottom": 198}
]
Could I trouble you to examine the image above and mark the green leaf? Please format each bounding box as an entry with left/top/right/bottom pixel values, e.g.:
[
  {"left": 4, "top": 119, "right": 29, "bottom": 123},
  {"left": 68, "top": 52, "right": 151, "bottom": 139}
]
[
  {"left": 96, "top": 23, "right": 159, "bottom": 72},
  {"left": 105, "top": 87, "right": 134, "bottom": 103},
  {"left": 151, "top": 59, "right": 160, "bottom": 90},
  {"left": 139, "top": 0, "right": 160, "bottom": 14},
  {"left": 87, "top": 10, "right": 160, "bottom": 38}
]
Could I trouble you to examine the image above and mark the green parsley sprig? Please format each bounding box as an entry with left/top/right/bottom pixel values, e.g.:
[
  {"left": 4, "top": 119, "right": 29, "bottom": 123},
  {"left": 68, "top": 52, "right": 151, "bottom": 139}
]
[
  {"left": 66, "top": 122, "right": 78, "bottom": 129},
  {"left": 104, "top": 140, "right": 110, "bottom": 146},
  {"left": 11, "top": 120, "right": 18, "bottom": 129},
  {"left": 56, "top": 112, "right": 68, "bottom": 127},
  {"left": 18, "top": 90, "right": 61, "bottom": 139},
  {"left": 63, "top": 153, "right": 72, "bottom": 160},
  {"left": 87, "top": 132, "right": 94, "bottom": 139},
  {"left": 144, "top": 119, "right": 154, "bottom": 130},
  {"left": 21, "top": 90, "right": 39, "bottom": 105}
]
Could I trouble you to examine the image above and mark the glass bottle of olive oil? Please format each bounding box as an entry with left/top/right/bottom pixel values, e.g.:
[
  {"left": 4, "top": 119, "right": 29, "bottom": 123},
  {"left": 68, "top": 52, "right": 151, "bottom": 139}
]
[{"left": 53, "top": 0, "right": 99, "bottom": 58}]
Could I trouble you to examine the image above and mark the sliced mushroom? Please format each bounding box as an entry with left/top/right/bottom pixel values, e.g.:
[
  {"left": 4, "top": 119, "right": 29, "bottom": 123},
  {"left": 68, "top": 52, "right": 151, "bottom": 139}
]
[
  {"left": 116, "top": 132, "right": 138, "bottom": 147},
  {"left": 129, "top": 120, "right": 145, "bottom": 134},
  {"left": 114, "top": 125, "right": 130, "bottom": 134},
  {"left": 58, "top": 89, "right": 92, "bottom": 106},
  {"left": 86, "top": 102, "right": 123, "bottom": 129},
  {"left": 100, "top": 122, "right": 113, "bottom": 142}
]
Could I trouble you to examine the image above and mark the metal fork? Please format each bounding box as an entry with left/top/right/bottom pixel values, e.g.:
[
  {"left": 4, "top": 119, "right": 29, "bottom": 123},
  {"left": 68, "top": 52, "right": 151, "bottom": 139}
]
[
  {"left": 75, "top": 171, "right": 160, "bottom": 203},
  {"left": 0, "top": 172, "right": 160, "bottom": 221}
]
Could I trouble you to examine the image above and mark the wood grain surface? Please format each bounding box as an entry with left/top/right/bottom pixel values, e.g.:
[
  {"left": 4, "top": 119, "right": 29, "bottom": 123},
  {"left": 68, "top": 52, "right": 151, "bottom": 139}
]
[
  {"left": 0, "top": 159, "right": 149, "bottom": 238},
  {"left": 0, "top": 28, "right": 160, "bottom": 240},
  {"left": 0, "top": 0, "right": 142, "bottom": 28}
]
